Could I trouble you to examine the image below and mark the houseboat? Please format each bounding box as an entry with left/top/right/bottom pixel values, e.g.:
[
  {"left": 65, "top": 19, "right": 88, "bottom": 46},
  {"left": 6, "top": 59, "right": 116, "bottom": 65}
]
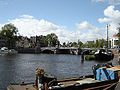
[{"left": 95, "top": 49, "right": 114, "bottom": 60}]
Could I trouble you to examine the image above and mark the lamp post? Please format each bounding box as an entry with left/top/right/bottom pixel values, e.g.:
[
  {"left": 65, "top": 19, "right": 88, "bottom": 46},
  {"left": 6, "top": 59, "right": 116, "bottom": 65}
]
[{"left": 107, "top": 24, "right": 110, "bottom": 53}]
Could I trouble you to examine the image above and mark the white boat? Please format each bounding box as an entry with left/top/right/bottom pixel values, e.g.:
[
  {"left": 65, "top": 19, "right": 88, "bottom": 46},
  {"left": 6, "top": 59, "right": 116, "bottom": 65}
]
[
  {"left": 0, "top": 47, "right": 18, "bottom": 55},
  {"left": 0, "top": 47, "right": 9, "bottom": 54},
  {"left": 9, "top": 49, "right": 18, "bottom": 54}
]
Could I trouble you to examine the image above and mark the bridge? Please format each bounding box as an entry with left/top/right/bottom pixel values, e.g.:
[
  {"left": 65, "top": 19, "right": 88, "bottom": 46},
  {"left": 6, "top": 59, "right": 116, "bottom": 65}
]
[
  {"left": 40, "top": 47, "right": 97, "bottom": 54},
  {"left": 17, "top": 47, "right": 100, "bottom": 54}
]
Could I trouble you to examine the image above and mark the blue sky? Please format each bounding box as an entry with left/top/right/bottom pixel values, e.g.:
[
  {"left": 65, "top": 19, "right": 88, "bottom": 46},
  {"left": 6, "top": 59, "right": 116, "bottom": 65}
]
[{"left": 0, "top": 0, "right": 120, "bottom": 43}]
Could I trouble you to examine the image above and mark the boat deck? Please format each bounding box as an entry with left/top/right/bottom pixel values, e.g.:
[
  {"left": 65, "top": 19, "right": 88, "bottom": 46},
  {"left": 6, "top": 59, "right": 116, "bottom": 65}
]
[
  {"left": 7, "top": 84, "right": 36, "bottom": 90},
  {"left": 58, "top": 78, "right": 100, "bottom": 86}
]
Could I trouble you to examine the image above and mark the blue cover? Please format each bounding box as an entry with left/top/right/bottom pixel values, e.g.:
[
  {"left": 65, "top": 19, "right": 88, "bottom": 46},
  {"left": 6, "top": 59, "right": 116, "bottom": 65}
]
[{"left": 96, "top": 68, "right": 115, "bottom": 81}]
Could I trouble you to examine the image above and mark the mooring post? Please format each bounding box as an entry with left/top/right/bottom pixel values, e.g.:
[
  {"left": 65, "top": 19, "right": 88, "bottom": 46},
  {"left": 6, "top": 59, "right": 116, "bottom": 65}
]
[{"left": 81, "top": 52, "right": 84, "bottom": 61}]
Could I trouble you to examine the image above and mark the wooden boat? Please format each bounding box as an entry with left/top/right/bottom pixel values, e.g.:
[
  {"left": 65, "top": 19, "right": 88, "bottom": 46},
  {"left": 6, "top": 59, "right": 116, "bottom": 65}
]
[
  {"left": 7, "top": 63, "right": 120, "bottom": 90},
  {"left": 95, "top": 49, "right": 114, "bottom": 60}
]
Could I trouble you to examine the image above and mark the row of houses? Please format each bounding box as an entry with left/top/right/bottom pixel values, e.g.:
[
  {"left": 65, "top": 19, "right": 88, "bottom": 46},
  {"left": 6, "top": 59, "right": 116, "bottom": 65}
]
[
  {"left": 17, "top": 35, "right": 47, "bottom": 48},
  {"left": 0, "top": 35, "right": 47, "bottom": 48}
]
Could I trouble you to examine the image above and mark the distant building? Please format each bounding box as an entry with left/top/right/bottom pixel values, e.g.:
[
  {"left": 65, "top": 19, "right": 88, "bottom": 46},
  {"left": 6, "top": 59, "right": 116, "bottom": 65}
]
[
  {"left": 30, "top": 35, "right": 46, "bottom": 47},
  {"left": 36, "top": 35, "right": 46, "bottom": 47},
  {"left": 16, "top": 36, "right": 30, "bottom": 48},
  {"left": 110, "top": 34, "right": 118, "bottom": 48},
  {"left": 16, "top": 35, "right": 47, "bottom": 48}
]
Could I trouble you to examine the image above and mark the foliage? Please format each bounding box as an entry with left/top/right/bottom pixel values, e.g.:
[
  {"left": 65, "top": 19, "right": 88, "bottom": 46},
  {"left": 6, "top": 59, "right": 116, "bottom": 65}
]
[
  {"left": 93, "top": 39, "right": 106, "bottom": 48},
  {"left": 81, "top": 44, "right": 86, "bottom": 47},
  {"left": 87, "top": 41, "right": 94, "bottom": 48},
  {"left": 85, "top": 55, "right": 95, "bottom": 60},
  {"left": 92, "top": 50, "right": 97, "bottom": 54},
  {"left": 45, "top": 33, "right": 59, "bottom": 47},
  {"left": 62, "top": 42, "right": 67, "bottom": 47},
  {"left": 78, "top": 41, "right": 83, "bottom": 47},
  {"left": 64, "top": 41, "right": 83, "bottom": 47},
  {"left": 0, "top": 23, "right": 18, "bottom": 48}
]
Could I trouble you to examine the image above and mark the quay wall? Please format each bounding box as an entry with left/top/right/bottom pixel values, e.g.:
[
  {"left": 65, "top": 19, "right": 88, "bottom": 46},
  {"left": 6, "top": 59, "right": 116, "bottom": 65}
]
[{"left": 17, "top": 48, "right": 41, "bottom": 54}]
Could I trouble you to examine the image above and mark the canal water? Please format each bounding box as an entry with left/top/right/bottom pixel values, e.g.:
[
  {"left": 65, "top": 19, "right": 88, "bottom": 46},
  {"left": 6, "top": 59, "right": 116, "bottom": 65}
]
[{"left": 0, "top": 54, "right": 119, "bottom": 90}]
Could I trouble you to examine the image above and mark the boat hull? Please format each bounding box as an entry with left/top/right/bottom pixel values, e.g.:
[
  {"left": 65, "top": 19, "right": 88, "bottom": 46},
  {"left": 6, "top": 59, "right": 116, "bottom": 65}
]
[{"left": 48, "top": 75, "right": 118, "bottom": 90}]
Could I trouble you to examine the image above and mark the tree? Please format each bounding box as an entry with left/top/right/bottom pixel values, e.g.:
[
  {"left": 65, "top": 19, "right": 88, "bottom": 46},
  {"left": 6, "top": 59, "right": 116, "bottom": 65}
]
[
  {"left": 72, "top": 42, "right": 78, "bottom": 47},
  {"left": 45, "top": 33, "right": 59, "bottom": 47},
  {"left": 0, "top": 23, "right": 18, "bottom": 48},
  {"left": 87, "top": 41, "right": 94, "bottom": 48},
  {"left": 62, "top": 42, "right": 67, "bottom": 47},
  {"left": 78, "top": 41, "right": 83, "bottom": 47}
]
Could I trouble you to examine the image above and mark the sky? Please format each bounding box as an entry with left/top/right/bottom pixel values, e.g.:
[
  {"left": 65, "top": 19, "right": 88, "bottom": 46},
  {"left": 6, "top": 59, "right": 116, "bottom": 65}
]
[{"left": 0, "top": 0, "right": 120, "bottom": 43}]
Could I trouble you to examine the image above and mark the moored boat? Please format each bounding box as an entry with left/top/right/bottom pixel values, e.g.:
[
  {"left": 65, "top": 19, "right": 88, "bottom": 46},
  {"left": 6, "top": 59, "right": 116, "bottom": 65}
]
[
  {"left": 0, "top": 47, "right": 18, "bottom": 55},
  {"left": 95, "top": 49, "right": 114, "bottom": 60},
  {"left": 7, "top": 63, "right": 120, "bottom": 90}
]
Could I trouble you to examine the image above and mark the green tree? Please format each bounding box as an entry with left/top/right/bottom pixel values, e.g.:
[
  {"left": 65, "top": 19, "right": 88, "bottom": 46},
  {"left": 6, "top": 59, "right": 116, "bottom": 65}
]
[
  {"left": 78, "top": 41, "right": 83, "bottom": 47},
  {"left": 45, "top": 33, "right": 59, "bottom": 47},
  {"left": 72, "top": 42, "right": 78, "bottom": 47},
  {"left": 87, "top": 41, "right": 94, "bottom": 48},
  {"left": 81, "top": 44, "right": 86, "bottom": 48},
  {"left": 62, "top": 42, "right": 67, "bottom": 47},
  {"left": 94, "top": 39, "right": 99, "bottom": 48},
  {"left": 0, "top": 23, "right": 18, "bottom": 49}
]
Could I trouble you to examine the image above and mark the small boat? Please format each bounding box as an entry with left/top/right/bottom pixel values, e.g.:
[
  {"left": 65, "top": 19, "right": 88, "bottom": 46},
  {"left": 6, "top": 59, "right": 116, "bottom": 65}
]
[
  {"left": 0, "top": 47, "right": 18, "bottom": 55},
  {"left": 0, "top": 47, "right": 9, "bottom": 54},
  {"left": 7, "top": 63, "right": 120, "bottom": 90},
  {"left": 95, "top": 49, "right": 114, "bottom": 60},
  {"left": 9, "top": 49, "right": 18, "bottom": 54}
]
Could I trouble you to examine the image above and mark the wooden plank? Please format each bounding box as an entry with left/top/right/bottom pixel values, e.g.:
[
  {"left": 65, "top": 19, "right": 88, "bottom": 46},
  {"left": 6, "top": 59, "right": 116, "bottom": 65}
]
[{"left": 7, "top": 84, "right": 36, "bottom": 90}]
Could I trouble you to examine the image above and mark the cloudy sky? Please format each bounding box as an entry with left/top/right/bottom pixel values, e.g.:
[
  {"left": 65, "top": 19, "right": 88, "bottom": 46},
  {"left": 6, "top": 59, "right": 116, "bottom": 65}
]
[{"left": 0, "top": 0, "right": 120, "bottom": 43}]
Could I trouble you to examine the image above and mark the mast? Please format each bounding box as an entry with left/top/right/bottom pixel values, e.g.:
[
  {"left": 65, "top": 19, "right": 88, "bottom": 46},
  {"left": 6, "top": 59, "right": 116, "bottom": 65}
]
[{"left": 107, "top": 24, "right": 110, "bottom": 53}]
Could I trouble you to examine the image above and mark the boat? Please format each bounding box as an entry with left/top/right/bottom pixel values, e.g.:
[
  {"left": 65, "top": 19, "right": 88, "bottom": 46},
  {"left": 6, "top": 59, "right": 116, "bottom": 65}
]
[
  {"left": 0, "top": 47, "right": 9, "bottom": 54},
  {"left": 9, "top": 49, "right": 18, "bottom": 54},
  {"left": 7, "top": 63, "right": 120, "bottom": 90},
  {"left": 0, "top": 47, "right": 18, "bottom": 55},
  {"left": 94, "top": 49, "right": 114, "bottom": 60}
]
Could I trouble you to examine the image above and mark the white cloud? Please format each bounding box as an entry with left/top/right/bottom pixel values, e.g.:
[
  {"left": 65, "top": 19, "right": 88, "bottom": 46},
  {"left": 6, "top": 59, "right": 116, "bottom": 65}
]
[
  {"left": 92, "top": 0, "right": 120, "bottom": 5},
  {"left": 92, "top": 0, "right": 105, "bottom": 2},
  {"left": 9, "top": 15, "right": 60, "bottom": 36},
  {"left": 0, "top": 15, "right": 77, "bottom": 43},
  {"left": 76, "top": 21, "right": 105, "bottom": 42},
  {"left": 20, "top": 15, "right": 34, "bottom": 19},
  {"left": 98, "top": 5, "right": 120, "bottom": 37}
]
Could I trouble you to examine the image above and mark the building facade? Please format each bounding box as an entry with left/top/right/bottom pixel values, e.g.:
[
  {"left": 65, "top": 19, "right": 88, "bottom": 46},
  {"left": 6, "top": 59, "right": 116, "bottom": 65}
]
[{"left": 110, "top": 34, "right": 118, "bottom": 48}]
